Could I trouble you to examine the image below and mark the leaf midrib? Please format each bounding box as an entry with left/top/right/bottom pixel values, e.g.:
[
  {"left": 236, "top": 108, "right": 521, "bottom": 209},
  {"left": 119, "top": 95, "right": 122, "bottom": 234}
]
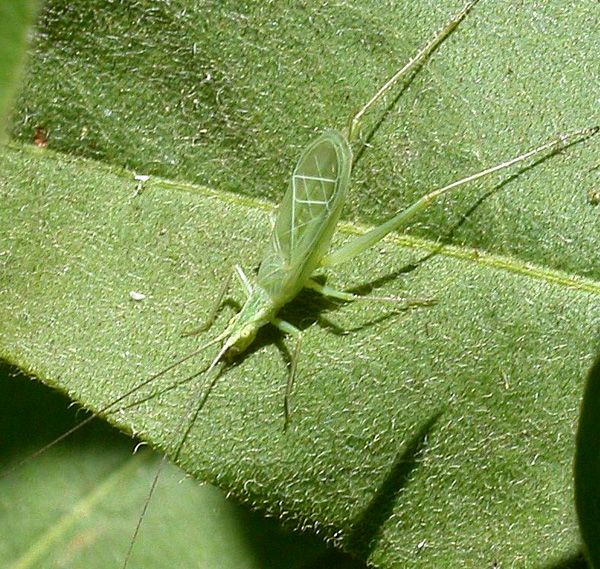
[{"left": 10, "top": 140, "right": 600, "bottom": 296}]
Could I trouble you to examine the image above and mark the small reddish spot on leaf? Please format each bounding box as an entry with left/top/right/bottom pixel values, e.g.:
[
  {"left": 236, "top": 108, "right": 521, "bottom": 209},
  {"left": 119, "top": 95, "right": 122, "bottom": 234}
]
[{"left": 33, "top": 126, "right": 48, "bottom": 148}]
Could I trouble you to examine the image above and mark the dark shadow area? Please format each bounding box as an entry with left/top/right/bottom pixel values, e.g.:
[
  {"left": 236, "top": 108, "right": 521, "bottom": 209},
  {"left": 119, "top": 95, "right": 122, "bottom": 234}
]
[
  {"left": 543, "top": 551, "right": 589, "bottom": 569},
  {"left": 234, "top": 504, "right": 368, "bottom": 569},
  {"left": 342, "top": 265, "right": 420, "bottom": 297},
  {"left": 298, "top": 548, "right": 367, "bottom": 569},
  {"left": 278, "top": 276, "right": 431, "bottom": 339},
  {"left": 344, "top": 411, "right": 443, "bottom": 560},
  {"left": 573, "top": 352, "right": 600, "bottom": 569},
  {"left": 317, "top": 309, "right": 407, "bottom": 337},
  {"left": 0, "top": 360, "right": 133, "bottom": 466}
]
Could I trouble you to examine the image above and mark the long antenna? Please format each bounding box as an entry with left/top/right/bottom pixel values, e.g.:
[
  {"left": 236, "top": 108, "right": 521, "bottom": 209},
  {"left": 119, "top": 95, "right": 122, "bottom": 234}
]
[
  {"left": 120, "top": 341, "right": 230, "bottom": 568},
  {"left": 1, "top": 332, "right": 228, "bottom": 479}
]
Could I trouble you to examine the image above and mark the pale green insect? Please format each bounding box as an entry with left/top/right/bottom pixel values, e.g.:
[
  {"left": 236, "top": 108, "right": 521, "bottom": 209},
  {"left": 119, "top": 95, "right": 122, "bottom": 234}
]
[{"left": 182, "top": 0, "right": 594, "bottom": 428}]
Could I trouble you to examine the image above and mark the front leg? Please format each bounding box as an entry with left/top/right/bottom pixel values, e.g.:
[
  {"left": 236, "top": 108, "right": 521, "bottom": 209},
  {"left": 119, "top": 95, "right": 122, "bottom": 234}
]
[{"left": 182, "top": 264, "right": 252, "bottom": 337}]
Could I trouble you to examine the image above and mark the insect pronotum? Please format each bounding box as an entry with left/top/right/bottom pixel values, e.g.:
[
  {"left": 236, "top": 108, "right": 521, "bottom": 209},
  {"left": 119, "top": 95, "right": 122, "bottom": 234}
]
[{"left": 4, "top": 0, "right": 598, "bottom": 567}]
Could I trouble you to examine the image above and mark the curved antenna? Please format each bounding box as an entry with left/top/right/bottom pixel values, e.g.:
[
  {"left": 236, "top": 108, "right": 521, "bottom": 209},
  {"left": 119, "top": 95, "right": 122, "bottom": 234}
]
[{"left": 0, "top": 332, "right": 228, "bottom": 480}]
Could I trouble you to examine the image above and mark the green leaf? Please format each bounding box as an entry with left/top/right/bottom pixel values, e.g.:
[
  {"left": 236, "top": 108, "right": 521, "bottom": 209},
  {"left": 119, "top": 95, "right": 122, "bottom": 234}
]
[
  {"left": 576, "top": 356, "right": 600, "bottom": 569},
  {"left": 0, "top": 0, "right": 39, "bottom": 142},
  {"left": 1, "top": 1, "right": 599, "bottom": 568}
]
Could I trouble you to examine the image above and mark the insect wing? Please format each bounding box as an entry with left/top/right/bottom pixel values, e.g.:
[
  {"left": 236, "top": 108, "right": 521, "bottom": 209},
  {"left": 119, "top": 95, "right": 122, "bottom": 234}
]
[{"left": 258, "top": 130, "right": 352, "bottom": 298}]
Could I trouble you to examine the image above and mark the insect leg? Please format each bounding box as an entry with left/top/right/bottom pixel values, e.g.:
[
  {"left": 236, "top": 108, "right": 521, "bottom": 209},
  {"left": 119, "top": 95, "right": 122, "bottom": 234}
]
[
  {"left": 305, "top": 278, "right": 435, "bottom": 307},
  {"left": 348, "top": 0, "right": 480, "bottom": 141},
  {"left": 271, "top": 317, "right": 302, "bottom": 430},
  {"left": 234, "top": 264, "right": 253, "bottom": 297},
  {"left": 182, "top": 265, "right": 251, "bottom": 337},
  {"left": 321, "top": 127, "right": 598, "bottom": 268}
]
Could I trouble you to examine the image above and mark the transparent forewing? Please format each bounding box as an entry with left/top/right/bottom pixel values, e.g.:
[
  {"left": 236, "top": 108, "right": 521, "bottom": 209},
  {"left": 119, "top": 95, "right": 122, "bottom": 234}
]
[{"left": 258, "top": 130, "right": 352, "bottom": 300}]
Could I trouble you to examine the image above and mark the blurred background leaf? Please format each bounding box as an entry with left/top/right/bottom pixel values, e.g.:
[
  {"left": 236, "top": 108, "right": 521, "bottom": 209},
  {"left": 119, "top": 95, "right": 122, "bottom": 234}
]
[{"left": 0, "top": 0, "right": 39, "bottom": 142}]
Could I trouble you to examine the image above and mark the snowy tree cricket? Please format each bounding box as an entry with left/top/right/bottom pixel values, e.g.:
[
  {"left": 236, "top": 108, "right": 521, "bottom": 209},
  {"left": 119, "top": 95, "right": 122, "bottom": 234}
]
[
  {"left": 175, "top": 0, "right": 595, "bottom": 430},
  {"left": 5, "top": 0, "right": 598, "bottom": 507}
]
